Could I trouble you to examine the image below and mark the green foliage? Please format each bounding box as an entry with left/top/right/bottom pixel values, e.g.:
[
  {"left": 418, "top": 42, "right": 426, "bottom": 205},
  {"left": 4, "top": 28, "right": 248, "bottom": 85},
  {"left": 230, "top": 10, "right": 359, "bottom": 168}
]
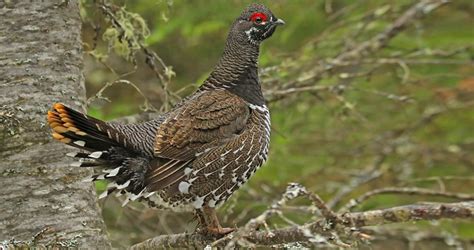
[
  {"left": 81, "top": 0, "right": 150, "bottom": 63},
  {"left": 101, "top": 7, "right": 150, "bottom": 62}
]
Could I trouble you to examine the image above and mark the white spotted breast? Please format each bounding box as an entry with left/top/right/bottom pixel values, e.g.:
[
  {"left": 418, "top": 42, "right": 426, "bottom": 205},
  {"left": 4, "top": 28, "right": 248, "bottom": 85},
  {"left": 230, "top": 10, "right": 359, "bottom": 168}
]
[{"left": 175, "top": 103, "right": 271, "bottom": 209}]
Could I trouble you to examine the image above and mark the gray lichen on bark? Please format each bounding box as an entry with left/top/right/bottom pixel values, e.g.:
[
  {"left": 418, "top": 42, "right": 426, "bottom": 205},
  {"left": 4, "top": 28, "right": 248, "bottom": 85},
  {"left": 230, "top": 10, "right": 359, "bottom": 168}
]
[{"left": 0, "top": 0, "right": 110, "bottom": 248}]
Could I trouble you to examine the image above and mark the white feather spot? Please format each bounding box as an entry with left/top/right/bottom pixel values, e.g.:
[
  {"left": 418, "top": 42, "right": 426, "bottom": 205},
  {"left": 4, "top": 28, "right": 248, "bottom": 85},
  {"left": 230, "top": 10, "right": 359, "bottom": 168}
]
[
  {"left": 144, "top": 191, "right": 156, "bottom": 198},
  {"left": 81, "top": 176, "right": 94, "bottom": 182},
  {"left": 73, "top": 140, "right": 85, "bottom": 147},
  {"left": 121, "top": 198, "right": 130, "bottom": 207},
  {"left": 178, "top": 181, "right": 191, "bottom": 194},
  {"left": 116, "top": 180, "right": 130, "bottom": 189},
  {"left": 106, "top": 182, "right": 118, "bottom": 189},
  {"left": 242, "top": 169, "right": 250, "bottom": 178},
  {"left": 204, "top": 158, "right": 218, "bottom": 167},
  {"left": 195, "top": 147, "right": 212, "bottom": 157},
  {"left": 98, "top": 190, "right": 108, "bottom": 199},
  {"left": 184, "top": 167, "right": 192, "bottom": 175},
  {"left": 248, "top": 103, "right": 266, "bottom": 112},
  {"left": 70, "top": 161, "right": 82, "bottom": 167},
  {"left": 95, "top": 174, "right": 105, "bottom": 180},
  {"left": 66, "top": 152, "right": 77, "bottom": 157},
  {"left": 221, "top": 149, "right": 231, "bottom": 157},
  {"left": 89, "top": 151, "right": 103, "bottom": 159},
  {"left": 208, "top": 199, "right": 216, "bottom": 208},
  {"left": 192, "top": 196, "right": 205, "bottom": 209},
  {"left": 130, "top": 190, "right": 144, "bottom": 201},
  {"left": 233, "top": 145, "right": 245, "bottom": 154},
  {"left": 106, "top": 167, "right": 121, "bottom": 177}
]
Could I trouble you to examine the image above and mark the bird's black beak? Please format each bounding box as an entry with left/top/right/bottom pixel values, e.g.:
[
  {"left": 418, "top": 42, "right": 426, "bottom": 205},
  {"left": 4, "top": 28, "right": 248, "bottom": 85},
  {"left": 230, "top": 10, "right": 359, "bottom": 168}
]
[{"left": 273, "top": 18, "right": 285, "bottom": 26}]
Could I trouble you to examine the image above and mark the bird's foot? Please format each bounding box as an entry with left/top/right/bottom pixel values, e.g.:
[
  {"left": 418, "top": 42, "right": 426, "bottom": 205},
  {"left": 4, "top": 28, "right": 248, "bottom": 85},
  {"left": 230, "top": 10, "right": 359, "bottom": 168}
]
[
  {"left": 208, "top": 226, "right": 235, "bottom": 235},
  {"left": 195, "top": 206, "right": 234, "bottom": 237},
  {"left": 198, "top": 226, "right": 234, "bottom": 237}
]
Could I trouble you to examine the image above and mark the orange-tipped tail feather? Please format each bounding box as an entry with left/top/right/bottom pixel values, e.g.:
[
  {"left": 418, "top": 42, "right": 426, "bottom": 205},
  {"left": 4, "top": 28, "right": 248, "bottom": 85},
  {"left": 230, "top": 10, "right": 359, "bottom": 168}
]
[{"left": 47, "top": 103, "right": 128, "bottom": 151}]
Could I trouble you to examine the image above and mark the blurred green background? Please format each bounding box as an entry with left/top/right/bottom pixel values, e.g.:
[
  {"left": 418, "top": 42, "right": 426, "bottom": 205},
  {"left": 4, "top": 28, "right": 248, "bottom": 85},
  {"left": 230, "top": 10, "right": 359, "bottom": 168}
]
[{"left": 79, "top": 0, "right": 473, "bottom": 248}]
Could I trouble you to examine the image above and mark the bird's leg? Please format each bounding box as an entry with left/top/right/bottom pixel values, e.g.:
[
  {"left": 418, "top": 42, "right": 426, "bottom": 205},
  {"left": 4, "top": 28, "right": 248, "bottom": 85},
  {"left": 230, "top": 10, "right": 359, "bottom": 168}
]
[
  {"left": 196, "top": 206, "right": 234, "bottom": 236},
  {"left": 204, "top": 206, "right": 235, "bottom": 235},
  {"left": 194, "top": 209, "right": 207, "bottom": 229}
]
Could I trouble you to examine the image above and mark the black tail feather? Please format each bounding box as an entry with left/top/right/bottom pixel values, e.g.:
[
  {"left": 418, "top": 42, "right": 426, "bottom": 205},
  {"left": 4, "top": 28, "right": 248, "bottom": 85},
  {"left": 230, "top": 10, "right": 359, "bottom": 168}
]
[
  {"left": 47, "top": 103, "right": 129, "bottom": 151},
  {"left": 47, "top": 103, "right": 149, "bottom": 201}
]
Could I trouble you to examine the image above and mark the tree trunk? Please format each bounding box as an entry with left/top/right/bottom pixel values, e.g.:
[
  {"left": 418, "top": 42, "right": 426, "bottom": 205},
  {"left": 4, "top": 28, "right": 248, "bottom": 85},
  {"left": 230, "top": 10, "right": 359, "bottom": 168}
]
[{"left": 0, "top": 1, "right": 110, "bottom": 248}]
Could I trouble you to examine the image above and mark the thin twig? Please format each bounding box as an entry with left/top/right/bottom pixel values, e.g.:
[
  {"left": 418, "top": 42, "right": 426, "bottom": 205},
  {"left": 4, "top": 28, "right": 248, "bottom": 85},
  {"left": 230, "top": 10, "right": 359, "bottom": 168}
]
[{"left": 340, "top": 187, "right": 474, "bottom": 212}]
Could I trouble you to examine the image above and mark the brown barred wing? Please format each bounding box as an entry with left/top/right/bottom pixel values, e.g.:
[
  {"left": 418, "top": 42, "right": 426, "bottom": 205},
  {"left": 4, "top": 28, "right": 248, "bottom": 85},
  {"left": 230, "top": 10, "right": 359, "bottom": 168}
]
[{"left": 153, "top": 90, "right": 250, "bottom": 161}]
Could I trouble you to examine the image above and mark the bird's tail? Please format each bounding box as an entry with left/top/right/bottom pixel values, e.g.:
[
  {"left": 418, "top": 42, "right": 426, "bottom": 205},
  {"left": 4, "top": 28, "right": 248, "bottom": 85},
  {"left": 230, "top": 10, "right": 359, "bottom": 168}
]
[
  {"left": 47, "top": 103, "right": 130, "bottom": 153},
  {"left": 47, "top": 103, "right": 148, "bottom": 204}
]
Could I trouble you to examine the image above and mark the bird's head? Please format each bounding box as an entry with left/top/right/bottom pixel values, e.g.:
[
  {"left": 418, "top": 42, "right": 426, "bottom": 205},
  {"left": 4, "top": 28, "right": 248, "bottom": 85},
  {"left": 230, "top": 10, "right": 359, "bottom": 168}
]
[{"left": 231, "top": 3, "right": 285, "bottom": 46}]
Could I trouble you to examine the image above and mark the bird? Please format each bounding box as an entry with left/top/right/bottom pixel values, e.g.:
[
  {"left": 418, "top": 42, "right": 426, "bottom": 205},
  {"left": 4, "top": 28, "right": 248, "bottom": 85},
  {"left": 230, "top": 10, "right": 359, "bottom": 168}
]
[{"left": 47, "top": 3, "right": 284, "bottom": 235}]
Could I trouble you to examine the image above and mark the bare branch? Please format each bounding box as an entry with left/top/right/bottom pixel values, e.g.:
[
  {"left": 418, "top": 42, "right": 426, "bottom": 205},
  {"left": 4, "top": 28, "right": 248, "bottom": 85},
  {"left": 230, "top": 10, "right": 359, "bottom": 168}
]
[
  {"left": 327, "top": 154, "right": 387, "bottom": 209},
  {"left": 341, "top": 187, "right": 474, "bottom": 212},
  {"left": 346, "top": 201, "right": 474, "bottom": 227},
  {"left": 86, "top": 79, "right": 158, "bottom": 112},
  {"left": 334, "top": 0, "right": 450, "bottom": 62},
  {"left": 130, "top": 200, "right": 473, "bottom": 249}
]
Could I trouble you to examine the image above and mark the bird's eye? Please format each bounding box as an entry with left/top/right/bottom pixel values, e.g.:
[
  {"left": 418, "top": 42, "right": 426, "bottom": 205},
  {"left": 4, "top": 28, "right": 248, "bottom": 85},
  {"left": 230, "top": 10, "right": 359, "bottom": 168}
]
[{"left": 250, "top": 12, "right": 267, "bottom": 24}]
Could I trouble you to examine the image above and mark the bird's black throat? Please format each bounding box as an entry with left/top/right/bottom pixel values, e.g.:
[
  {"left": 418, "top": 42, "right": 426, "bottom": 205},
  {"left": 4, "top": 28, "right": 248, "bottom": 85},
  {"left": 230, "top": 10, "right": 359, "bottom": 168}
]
[
  {"left": 226, "top": 66, "right": 265, "bottom": 106},
  {"left": 201, "top": 32, "right": 265, "bottom": 106}
]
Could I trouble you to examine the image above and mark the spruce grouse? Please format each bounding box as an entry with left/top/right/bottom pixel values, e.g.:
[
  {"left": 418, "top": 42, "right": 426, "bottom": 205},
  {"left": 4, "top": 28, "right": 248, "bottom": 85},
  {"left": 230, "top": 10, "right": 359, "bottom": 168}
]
[{"left": 47, "top": 3, "right": 284, "bottom": 235}]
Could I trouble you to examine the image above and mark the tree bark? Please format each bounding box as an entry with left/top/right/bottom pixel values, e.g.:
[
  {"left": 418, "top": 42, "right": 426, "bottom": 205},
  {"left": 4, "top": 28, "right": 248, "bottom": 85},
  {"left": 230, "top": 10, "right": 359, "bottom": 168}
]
[{"left": 0, "top": 1, "right": 110, "bottom": 248}]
